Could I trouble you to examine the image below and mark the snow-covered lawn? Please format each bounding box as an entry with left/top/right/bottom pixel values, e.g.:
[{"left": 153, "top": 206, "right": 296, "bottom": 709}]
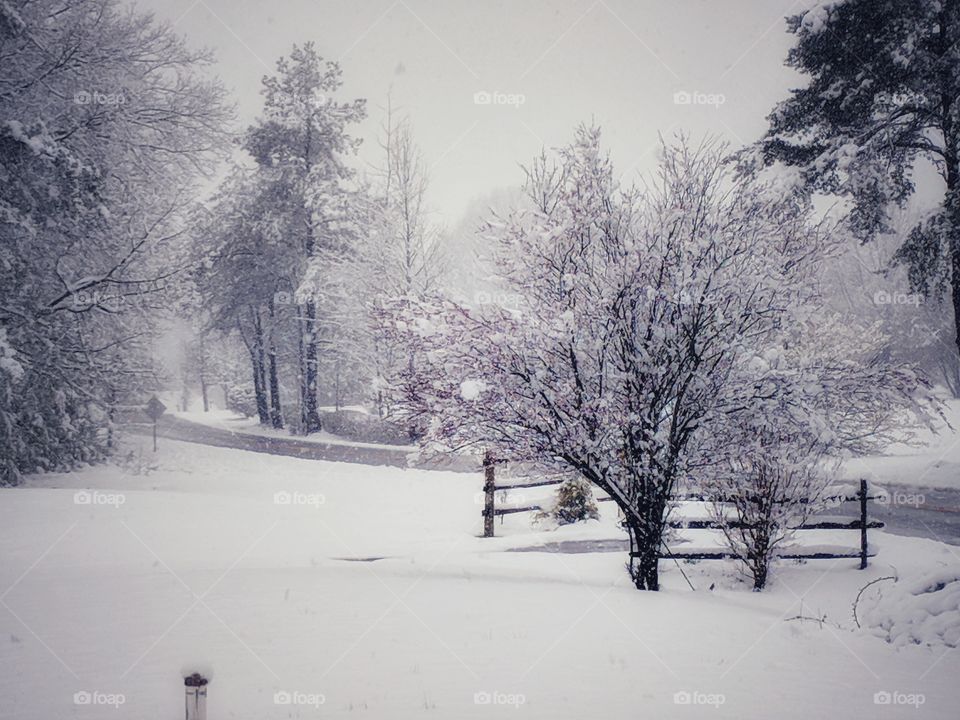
[{"left": 1, "top": 436, "right": 957, "bottom": 719}]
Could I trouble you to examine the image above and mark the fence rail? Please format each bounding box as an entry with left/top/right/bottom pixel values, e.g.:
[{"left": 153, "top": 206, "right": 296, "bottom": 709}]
[{"left": 481, "top": 462, "right": 883, "bottom": 568}]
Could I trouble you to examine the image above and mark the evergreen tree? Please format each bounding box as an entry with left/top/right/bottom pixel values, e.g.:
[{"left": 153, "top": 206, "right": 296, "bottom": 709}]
[
  {"left": 244, "top": 43, "right": 365, "bottom": 433},
  {"left": 755, "top": 0, "right": 960, "bottom": 357}
]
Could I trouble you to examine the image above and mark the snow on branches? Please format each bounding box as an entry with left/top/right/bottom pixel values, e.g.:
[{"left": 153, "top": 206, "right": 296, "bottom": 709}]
[{"left": 389, "top": 126, "right": 940, "bottom": 591}]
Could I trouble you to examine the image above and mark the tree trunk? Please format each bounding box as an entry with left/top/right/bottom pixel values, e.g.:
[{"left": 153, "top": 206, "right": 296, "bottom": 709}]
[
  {"left": 950, "top": 204, "right": 960, "bottom": 362},
  {"left": 939, "top": 2, "right": 960, "bottom": 361},
  {"left": 625, "top": 516, "right": 661, "bottom": 591},
  {"left": 250, "top": 308, "right": 269, "bottom": 425},
  {"left": 267, "top": 298, "right": 283, "bottom": 429},
  {"left": 267, "top": 349, "right": 283, "bottom": 429},
  {"left": 947, "top": 150, "right": 960, "bottom": 360},
  {"left": 334, "top": 363, "right": 341, "bottom": 412},
  {"left": 302, "top": 299, "right": 322, "bottom": 433},
  {"left": 249, "top": 352, "right": 268, "bottom": 424},
  {"left": 749, "top": 538, "right": 771, "bottom": 591},
  {"left": 199, "top": 335, "right": 209, "bottom": 412}
]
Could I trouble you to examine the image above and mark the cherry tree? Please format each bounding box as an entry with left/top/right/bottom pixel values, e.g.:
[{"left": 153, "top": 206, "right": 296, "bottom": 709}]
[{"left": 391, "top": 126, "right": 935, "bottom": 591}]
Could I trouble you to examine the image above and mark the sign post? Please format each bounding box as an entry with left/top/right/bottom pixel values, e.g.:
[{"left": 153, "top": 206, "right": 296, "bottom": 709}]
[{"left": 145, "top": 395, "right": 166, "bottom": 452}]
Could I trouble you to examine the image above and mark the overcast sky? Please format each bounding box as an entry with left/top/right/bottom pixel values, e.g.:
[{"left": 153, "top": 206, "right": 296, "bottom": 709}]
[{"left": 132, "top": 0, "right": 813, "bottom": 226}]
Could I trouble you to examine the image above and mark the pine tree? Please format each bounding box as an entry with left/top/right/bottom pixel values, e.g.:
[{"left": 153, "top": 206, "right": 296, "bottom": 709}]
[
  {"left": 244, "top": 44, "right": 365, "bottom": 433},
  {"left": 755, "top": 0, "right": 960, "bottom": 357}
]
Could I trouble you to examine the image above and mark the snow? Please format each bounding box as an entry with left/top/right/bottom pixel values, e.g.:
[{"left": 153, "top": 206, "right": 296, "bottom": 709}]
[
  {"left": 3, "top": 119, "right": 53, "bottom": 156},
  {"left": 861, "top": 569, "right": 960, "bottom": 649},
  {"left": 843, "top": 398, "right": 960, "bottom": 490},
  {"left": 172, "top": 408, "right": 412, "bottom": 451},
  {"left": 0, "top": 328, "right": 24, "bottom": 381},
  {"left": 801, "top": 3, "right": 845, "bottom": 35},
  {"left": 1, "top": 434, "right": 957, "bottom": 719},
  {"left": 459, "top": 379, "right": 487, "bottom": 401}
]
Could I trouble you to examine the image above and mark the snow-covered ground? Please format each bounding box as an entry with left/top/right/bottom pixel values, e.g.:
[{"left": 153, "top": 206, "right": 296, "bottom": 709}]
[
  {"left": 1, "top": 434, "right": 957, "bottom": 719},
  {"left": 844, "top": 399, "right": 960, "bottom": 491}
]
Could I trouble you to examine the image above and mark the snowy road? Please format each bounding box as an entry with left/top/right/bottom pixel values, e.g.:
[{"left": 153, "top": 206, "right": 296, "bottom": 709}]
[
  {"left": 126, "top": 415, "right": 415, "bottom": 467},
  {"left": 869, "top": 485, "right": 960, "bottom": 547}
]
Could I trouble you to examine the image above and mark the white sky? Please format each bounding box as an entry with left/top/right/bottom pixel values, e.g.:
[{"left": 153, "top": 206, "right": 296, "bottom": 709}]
[{"left": 132, "top": 0, "right": 814, "bottom": 226}]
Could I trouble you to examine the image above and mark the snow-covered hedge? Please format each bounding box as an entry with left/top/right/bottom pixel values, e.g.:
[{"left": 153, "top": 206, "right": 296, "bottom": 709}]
[{"left": 861, "top": 569, "right": 960, "bottom": 649}]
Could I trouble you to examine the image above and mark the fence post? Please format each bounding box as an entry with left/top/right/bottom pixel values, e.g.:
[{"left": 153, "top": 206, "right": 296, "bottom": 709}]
[
  {"left": 483, "top": 453, "right": 495, "bottom": 538},
  {"left": 859, "top": 479, "right": 868, "bottom": 570},
  {"left": 184, "top": 673, "right": 208, "bottom": 720}
]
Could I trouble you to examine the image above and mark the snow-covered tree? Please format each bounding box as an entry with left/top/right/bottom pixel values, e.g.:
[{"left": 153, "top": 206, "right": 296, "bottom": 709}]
[
  {"left": 393, "top": 129, "right": 821, "bottom": 589},
  {"left": 754, "top": 0, "right": 960, "bottom": 363},
  {"left": 244, "top": 43, "right": 366, "bottom": 433},
  {"left": 0, "top": 0, "right": 230, "bottom": 484},
  {"left": 820, "top": 207, "right": 960, "bottom": 396},
  {"left": 189, "top": 169, "right": 294, "bottom": 428},
  {"left": 303, "top": 101, "right": 447, "bottom": 417},
  {"left": 704, "top": 302, "right": 939, "bottom": 589}
]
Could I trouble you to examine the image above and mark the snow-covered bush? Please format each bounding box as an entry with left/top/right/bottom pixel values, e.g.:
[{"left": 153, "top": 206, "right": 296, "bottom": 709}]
[
  {"left": 860, "top": 569, "right": 960, "bottom": 649},
  {"left": 539, "top": 476, "right": 600, "bottom": 526},
  {"left": 704, "top": 299, "right": 940, "bottom": 589},
  {"left": 706, "top": 435, "right": 830, "bottom": 590},
  {"left": 320, "top": 409, "right": 409, "bottom": 445}
]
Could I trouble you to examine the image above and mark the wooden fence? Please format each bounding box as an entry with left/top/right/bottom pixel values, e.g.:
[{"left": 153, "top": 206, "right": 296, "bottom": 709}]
[{"left": 480, "top": 459, "right": 884, "bottom": 568}]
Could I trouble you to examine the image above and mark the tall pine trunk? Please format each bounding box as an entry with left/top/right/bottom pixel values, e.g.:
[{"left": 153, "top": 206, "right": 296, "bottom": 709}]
[
  {"left": 267, "top": 298, "right": 284, "bottom": 429},
  {"left": 947, "top": 162, "right": 960, "bottom": 363},
  {"left": 302, "top": 299, "right": 322, "bottom": 433},
  {"left": 250, "top": 308, "right": 269, "bottom": 425},
  {"left": 939, "top": 3, "right": 960, "bottom": 368}
]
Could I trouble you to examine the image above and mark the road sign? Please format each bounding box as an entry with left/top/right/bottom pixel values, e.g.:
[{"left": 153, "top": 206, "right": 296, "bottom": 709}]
[
  {"left": 145, "top": 395, "right": 166, "bottom": 421},
  {"left": 145, "top": 395, "right": 166, "bottom": 451}
]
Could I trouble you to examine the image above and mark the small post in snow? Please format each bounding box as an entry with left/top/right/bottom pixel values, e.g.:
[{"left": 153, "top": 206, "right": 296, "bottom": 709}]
[
  {"left": 859, "top": 479, "right": 869, "bottom": 570},
  {"left": 483, "top": 452, "right": 496, "bottom": 538},
  {"left": 184, "top": 673, "right": 208, "bottom": 720}
]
